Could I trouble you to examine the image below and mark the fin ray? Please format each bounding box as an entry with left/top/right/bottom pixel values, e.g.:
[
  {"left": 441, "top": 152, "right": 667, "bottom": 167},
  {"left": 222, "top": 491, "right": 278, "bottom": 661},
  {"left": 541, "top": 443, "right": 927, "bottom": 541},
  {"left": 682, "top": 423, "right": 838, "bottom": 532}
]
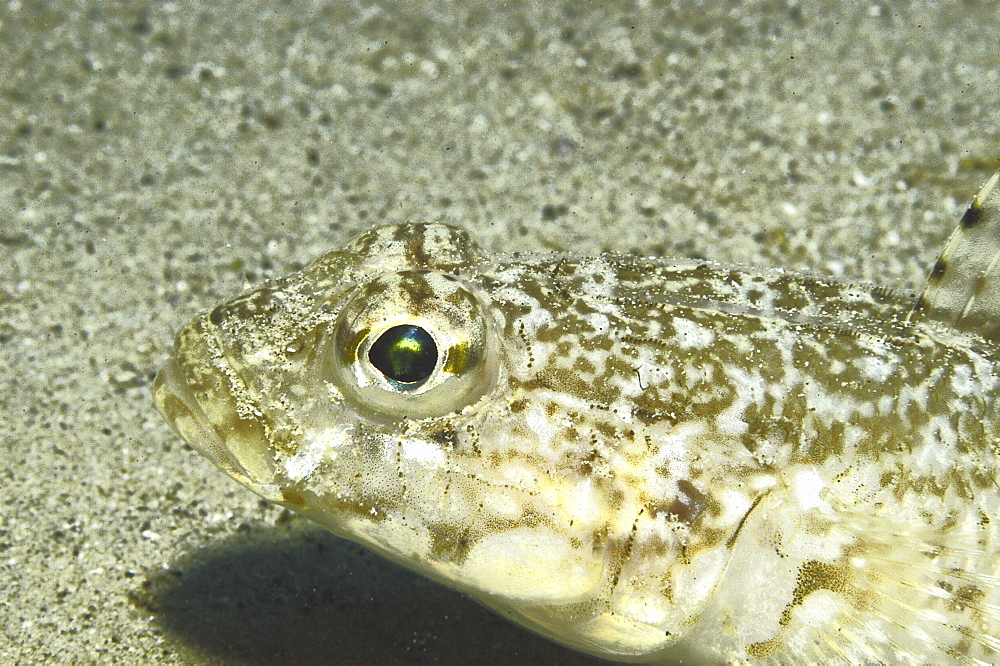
[
  {"left": 911, "top": 170, "right": 1000, "bottom": 342},
  {"left": 766, "top": 502, "right": 1000, "bottom": 663}
]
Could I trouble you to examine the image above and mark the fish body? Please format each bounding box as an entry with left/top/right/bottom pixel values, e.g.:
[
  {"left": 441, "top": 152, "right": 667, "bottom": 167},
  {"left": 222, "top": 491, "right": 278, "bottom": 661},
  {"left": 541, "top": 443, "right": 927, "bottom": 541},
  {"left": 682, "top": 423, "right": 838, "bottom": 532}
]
[{"left": 155, "top": 173, "right": 1000, "bottom": 662}]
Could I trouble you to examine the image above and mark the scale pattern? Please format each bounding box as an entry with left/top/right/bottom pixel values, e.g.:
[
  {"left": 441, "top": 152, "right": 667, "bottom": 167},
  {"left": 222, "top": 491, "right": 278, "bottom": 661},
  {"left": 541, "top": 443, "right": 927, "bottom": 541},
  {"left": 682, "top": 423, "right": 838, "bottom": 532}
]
[{"left": 155, "top": 176, "right": 1000, "bottom": 663}]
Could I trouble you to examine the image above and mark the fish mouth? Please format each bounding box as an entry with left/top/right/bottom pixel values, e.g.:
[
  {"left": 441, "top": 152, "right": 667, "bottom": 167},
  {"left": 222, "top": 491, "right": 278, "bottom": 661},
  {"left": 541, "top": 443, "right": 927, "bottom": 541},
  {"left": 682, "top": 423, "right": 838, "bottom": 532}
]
[
  {"left": 153, "top": 356, "right": 230, "bottom": 470},
  {"left": 153, "top": 342, "right": 282, "bottom": 501}
]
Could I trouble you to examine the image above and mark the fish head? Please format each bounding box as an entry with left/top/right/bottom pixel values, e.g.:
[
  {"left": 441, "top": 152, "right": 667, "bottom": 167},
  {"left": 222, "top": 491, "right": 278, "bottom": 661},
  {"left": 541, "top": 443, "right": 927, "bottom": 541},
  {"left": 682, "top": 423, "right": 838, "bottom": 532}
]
[
  {"left": 154, "top": 222, "right": 751, "bottom": 657},
  {"left": 153, "top": 221, "right": 499, "bottom": 494}
]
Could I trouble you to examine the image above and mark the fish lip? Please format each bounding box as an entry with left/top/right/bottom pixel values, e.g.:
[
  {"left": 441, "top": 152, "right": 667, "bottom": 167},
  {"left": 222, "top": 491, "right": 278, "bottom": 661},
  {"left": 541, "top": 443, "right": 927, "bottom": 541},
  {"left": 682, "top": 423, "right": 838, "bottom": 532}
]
[
  {"left": 153, "top": 354, "right": 285, "bottom": 501},
  {"left": 152, "top": 356, "right": 227, "bottom": 468},
  {"left": 153, "top": 354, "right": 256, "bottom": 483}
]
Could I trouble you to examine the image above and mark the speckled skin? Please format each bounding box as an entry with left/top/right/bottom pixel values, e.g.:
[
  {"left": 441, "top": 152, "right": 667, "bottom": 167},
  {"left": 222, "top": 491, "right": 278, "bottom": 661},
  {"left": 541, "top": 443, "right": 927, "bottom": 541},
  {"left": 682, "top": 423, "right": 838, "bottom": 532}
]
[{"left": 155, "top": 176, "right": 1000, "bottom": 662}]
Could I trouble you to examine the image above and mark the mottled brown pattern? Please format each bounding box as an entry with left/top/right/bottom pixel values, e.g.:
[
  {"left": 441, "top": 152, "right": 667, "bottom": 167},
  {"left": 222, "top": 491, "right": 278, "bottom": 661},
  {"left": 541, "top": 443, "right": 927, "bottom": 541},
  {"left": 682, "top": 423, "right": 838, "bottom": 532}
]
[{"left": 156, "top": 174, "right": 1000, "bottom": 663}]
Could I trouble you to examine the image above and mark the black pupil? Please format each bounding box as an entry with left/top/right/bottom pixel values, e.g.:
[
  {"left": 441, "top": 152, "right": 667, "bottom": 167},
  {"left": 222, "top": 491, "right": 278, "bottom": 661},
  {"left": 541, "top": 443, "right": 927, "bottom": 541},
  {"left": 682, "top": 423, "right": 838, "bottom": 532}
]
[{"left": 368, "top": 325, "right": 438, "bottom": 385}]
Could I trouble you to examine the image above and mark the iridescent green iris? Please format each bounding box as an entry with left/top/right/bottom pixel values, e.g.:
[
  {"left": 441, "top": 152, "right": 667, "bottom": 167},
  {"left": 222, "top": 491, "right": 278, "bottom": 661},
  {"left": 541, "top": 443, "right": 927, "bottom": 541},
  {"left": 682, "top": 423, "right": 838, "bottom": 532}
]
[{"left": 368, "top": 325, "right": 438, "bottom": 385}]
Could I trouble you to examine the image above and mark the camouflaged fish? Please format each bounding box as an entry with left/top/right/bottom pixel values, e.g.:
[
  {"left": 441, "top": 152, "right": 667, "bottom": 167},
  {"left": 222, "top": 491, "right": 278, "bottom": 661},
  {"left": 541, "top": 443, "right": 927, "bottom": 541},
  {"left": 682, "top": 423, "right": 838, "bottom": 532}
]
[{"left": 154, "top": 172, "right": 1000, "bottom": 663}]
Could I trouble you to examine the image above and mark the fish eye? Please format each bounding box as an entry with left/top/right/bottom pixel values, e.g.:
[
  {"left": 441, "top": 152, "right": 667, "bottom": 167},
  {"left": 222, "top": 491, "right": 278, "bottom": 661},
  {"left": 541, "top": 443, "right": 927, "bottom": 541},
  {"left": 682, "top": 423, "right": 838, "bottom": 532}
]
[
  {"left": 368, "top": 324, "right": 438, "bottom": 386},
  {"left": 323, "top": 270, "right": 500, "bottom": 421}
]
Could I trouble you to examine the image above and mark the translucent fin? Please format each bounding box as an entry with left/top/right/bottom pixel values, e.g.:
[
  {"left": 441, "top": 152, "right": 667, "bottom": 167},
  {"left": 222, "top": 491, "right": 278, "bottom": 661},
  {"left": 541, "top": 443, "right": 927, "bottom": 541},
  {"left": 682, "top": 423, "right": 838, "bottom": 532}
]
[
  {"left": 911, "top": 170, "right": 1000, "bottom": 343},
  {"left": 767, "top": 507, "right": 1000, "bottom": 664}
]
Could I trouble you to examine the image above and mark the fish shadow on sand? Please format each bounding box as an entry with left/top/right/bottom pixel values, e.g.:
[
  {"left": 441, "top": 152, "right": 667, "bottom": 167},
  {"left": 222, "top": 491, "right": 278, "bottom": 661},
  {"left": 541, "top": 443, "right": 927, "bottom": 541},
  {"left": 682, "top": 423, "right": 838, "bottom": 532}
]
[{"left": 131, "top": 520, "right": 601, "bottom": 665}]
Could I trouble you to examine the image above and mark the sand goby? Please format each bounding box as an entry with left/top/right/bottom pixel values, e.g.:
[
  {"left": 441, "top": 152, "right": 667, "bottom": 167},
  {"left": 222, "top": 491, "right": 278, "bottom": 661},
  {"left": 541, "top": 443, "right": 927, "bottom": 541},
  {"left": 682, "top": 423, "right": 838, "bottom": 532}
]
[{"left": 154, "top": 172, "right": 1000, "bottom": 662}]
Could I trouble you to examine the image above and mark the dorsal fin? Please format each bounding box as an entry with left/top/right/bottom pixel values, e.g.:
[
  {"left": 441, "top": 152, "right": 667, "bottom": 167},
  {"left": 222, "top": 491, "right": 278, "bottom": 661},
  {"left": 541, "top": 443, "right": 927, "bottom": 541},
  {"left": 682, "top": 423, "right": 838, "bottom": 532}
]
[{"left": 910, "top": 170, "right": 1000, "bottom": 343}]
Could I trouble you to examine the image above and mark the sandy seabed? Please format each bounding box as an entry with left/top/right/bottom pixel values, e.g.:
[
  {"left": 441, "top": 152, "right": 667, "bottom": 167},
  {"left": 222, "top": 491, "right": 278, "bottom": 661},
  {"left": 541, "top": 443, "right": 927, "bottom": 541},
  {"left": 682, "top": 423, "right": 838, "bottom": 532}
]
[{"left": 2, "top": 1, "right": 998, "bottom": 662}]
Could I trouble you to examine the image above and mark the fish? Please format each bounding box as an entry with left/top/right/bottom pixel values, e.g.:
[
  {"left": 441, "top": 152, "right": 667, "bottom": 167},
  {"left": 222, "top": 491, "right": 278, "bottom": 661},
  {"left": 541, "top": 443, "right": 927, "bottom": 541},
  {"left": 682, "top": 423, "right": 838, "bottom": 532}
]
[{"left": 154, "top": 171, "right": 1000, "bottom": 663}]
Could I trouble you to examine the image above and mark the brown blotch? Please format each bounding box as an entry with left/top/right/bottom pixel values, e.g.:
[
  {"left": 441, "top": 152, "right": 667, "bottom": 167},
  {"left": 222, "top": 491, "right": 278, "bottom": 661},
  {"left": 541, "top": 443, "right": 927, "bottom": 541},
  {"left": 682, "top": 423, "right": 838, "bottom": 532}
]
[
  {"left": 961, "top": 205, "right": 984, "bottom": 228},
  {"left": 428, "top": 524, "right": 475, "bottom": 563},
  {"left": 609, "top": 518, "right": 640, "bottom": 590},
  {"left": 282, "top": 488, "right": 307, "bottom": 506},
  {"left": 780, "top": 560, "right": 847, "bottom": 626},
  {"left": 879, "top": 471, "right": 895, "bottom": 488},
  {"left": 340, "top": 326, "right": 369, "bottom": 366},
  {"left": 527, "top": 367, "right": 611, "bottom": 404},
  {"left": 429, "top": 428, "right": 458, "bottom": 448},
  {"left": 632, "top": 406, "right": 680, "bottom": 426},
  {"left": 746, "top": 639, "right": 779, "bottom": 658},
  {"left": 579, "top": 449, "right": 601, "bottom": 476},
  {"left": 664, "top": 479, "right": 709, "bottom": 525},
  {"left": 573, "top": 355, "right": 597, "bottom": 375},
  {"left": 742, "top": 412, "right": 795, "bottom": 459},
  {"left": 399, "top": 271, "right": 439, "bottom": 304},
  {"left": 402, "top": 228, "right": 434, "bottom": 268},
  {"left": 605, "top": 487, "right": 625, "bottom": 511},
  {"left": 228, "top": 414, "right": 265, "bottom": 441},
  {"left": 800, "top": 420, "right": 846, "bottom": 464},
  {"left": 155, "top": 392, "right": 192, "bottom": 427},
  {"left": 946, "top": 583, "right": 984, "bottom": 613},
  {"left": 593, "top": 420, "right": 617, "bottom": 439},
  {"left": 442, "top": 342, "right": 472, "bottom": 374}
]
